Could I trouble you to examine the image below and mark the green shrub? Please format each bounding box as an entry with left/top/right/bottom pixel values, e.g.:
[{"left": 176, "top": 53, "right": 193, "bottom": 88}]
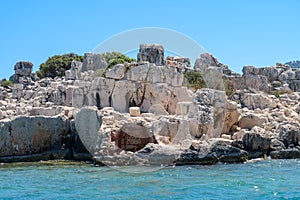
[
  {"left": 37, "top": 53, "right": 83, "bottom": 78},
  {"left": 102, "top": 52, "right": 136, "bottom": 69},
  {"left": 184, "top": 70, "right": 206, "bottom": 90},
  {"left": 0, "top": 79, "right": 13, "bottom": 88}
]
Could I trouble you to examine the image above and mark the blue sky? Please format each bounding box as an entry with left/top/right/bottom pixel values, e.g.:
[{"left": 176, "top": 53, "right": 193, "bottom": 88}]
[{"left": 0, "top": 0, "right": 299, "bottom": 78}]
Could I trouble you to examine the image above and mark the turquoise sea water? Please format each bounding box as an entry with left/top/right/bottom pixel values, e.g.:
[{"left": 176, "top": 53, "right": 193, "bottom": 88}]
[{"left": 0, "top": 159, "right": 300, "bottom": 199}]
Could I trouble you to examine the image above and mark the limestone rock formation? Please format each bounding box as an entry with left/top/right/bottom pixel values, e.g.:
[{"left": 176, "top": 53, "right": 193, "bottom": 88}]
[
  {"left": 137, "top": 44, "right": 164, "bottom": 66},
  {"left": 82, "top": 53, "right": 108, "bottom": 72},
  {"left": 10, "top": 61, "right": 34, "bottom": 84},
  {"left": 1, "top": 43, "right": 300, "bottom": 165}
]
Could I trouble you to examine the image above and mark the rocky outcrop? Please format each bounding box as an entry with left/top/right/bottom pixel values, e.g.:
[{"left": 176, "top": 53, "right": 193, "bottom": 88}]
[
  {"left": 65, "top": 60, "right": 82, "bottom": 80},
  {"left": 137, "top": 44, "right": 164, "bottom": 66},
  {"left": 9, "top": 61, "right": 34, "bottom": 84},
  {"left": 0, "top": 116, "right": 71, "bottom": 162},
  {"left": 1, "top": 43, "right": 300, "bottom": 165},
  {"left": 81, "top": 53, "right": 107, "bottom": 72}
]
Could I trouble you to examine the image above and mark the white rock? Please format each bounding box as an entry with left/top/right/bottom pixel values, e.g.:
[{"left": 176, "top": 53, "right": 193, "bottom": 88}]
[{"left": 129, "top": 107, "right": 140, "bottom": 117}]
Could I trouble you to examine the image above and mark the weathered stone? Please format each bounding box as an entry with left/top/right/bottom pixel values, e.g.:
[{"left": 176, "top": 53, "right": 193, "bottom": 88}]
[
  {"left": 238, "top": 113, "right": 267, "bottom": 130},
  {"left": 175, "top": 102, "right": 194, "bottom": 115},
  {"left": 114, "top": 122, "right": 155, "bottom": 152},
  {"left": 270, "top": 138, "right": 285, "bottom": 151},
  {"left": 10, "top": 61, "right": 33, "bottom": 84},
  {"left": 237, "top": 75, "right": 271, "bottom": 92},
  {"left": 222, "top": 101, "right": 240, "bottom": 134},
  {"left": 129, "top": 107, "right": 140, "bottom": 117},
  {"left": 82, "top": 53, "right": 108, "bottom": 72},
  {"left": 279, "top": 124, "right": 300, "bottom": 148},
  {"left": 74, "top": 107, "right": 102, "bottom": 154},
  {"left": 65, "top": 60, "right": 82, "bottom": 80},
  {"left": 137, "top": 44, "right": 164, "bottom": 66},
  {"left": 210, "top": 143, "right": 248, "bottom": 163},
  {"left": 106, "top": 64, "right": 126, "bottom": 80},
  {"left": 88, "top": 77, "right": 115, "bottom": 109},
  {"left": 270, "top": 148, "right": 300, "bottom": 159},
  {"left": 148, "top": 104, "right": 169, "bottom": 115},
  {"left": 166, "top": 56, "right": 191, "bottom": 69},
  {"left": 1, "top": 116, "right": 70, "bottom": 158},
  {"left": 240, "top": 93, "right": 273, "bottom": 110},
  {"left": 176, "top": 150, "right": 218, "bottom": 165},
  {"left": 141, "top": 83, "right": 171, "bottom": 113},
  {"left": 194, "top": 53, "right": 218, "bottom": 71},
  {"left": 242, "top": 127, "right": 271, "bottom": 157},
  {"left": 243, "top": 66, "right": 283, "bottom": 81},
  {"left": 112, "top": 80, "right": 143, "bottom": 113}
]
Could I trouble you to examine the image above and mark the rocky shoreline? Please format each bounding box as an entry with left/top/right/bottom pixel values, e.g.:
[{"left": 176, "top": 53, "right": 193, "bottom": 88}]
[{"left": 1, "top": 44, "right": 300, "bottom": 166}]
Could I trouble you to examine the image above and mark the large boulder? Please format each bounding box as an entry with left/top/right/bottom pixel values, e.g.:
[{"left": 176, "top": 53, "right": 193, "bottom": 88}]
[
  {"left": 238, "top": 113, "right": 267, "bottom": 130},
  {"left": 65, "top": 60, "right": 82, "bottom": 80},
  {"left": 242, "top": 127, "right": 271, "bottom": 158},
  {"left": 279, "top": 124, "right": 300, "bottom": 148},
  {"left": 237, "top": 75, "right": 271, "bottom": 92},
  {"left": 270, "top": 148, "right": 300, "bottom": 159},
  {"left": 240, "top": 93, "right": 273, "bottom": 110},
  {"left": 0, "top": 116, "right": 70, "bottom": 161},
  {"left": 191, "top": 89, "right": 227, "bottom": 138},
  {"left": 10, "top": 61, "right": 33, "bottom": 84},
  {"left": 242, "top": 66, "right": 283, "bottom": 81},
  {"left": 137, "top": 44, "right": 164, "bottom": 66},
  {"left": 222, "top": 101, "right": 240, "bottom": 134},
  {"left": 125, "top": 64, "right": 184, "bottom": 87},
  {"left": 194, "top": 53, "right": 218, "bottom": 71},
  {"left": 82, "top": 53, "right": 108, "bottom": 72},
  {"left": 106, "top": 64, "right": 127, "bottom": 80},
  {"left": 141, "top": 83, "right": 172, "bottom": 113},
  {"left": 74, "top": 107, "right": 102, "bottom": 154}
]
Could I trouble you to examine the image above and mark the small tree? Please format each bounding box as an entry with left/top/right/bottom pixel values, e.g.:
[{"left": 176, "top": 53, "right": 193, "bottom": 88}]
[
  {"left": 184, "top": 70, "right": 206, "bottom": 90},
  {"left": 37, "top": 53, "right": 83, "bottom": 78},
  {"left": 0, "top": 79, "right": 13, "bottom": 88},
  {"left": 102, "top": 52, "right": 136, "bottom": 69}
]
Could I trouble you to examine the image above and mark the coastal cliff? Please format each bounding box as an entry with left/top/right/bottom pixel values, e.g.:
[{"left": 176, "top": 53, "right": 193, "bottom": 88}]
[{"left": 0, "top": 44, "right": 300, "bottom": 165}]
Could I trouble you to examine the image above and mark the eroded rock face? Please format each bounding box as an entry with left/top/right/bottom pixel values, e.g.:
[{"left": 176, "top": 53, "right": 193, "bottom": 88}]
[
  {"left": 82, "top": 53, "right": 108, "bottom": 72},
  {"left": 242, "top": 127, "right": 271, "bottom": 157},
  {"left": 194, "top": 53, "right": 218, "bottom": 71},
  {"left": 240, "top": 93, "right": 273, "bottom": 110},
  {"left": 113, "top": 123, "right": 155, "bottom": 152},
  {"left": 10, "top": 61, "right": 34, "bottom": 84},
  {"left": 137, "top": 44, "right": 164, "bottom": 66},
  {"left": 0, "top": 116, "right": 70, "bottom": 159},
  {"left": 279, "top": 124, "right": 300, "bottom": 148},
  {"left": 239, "top": 113, "right": 267, "bottom": 130},
  {"left": 65, "top": 61, "right": 82, "bottom": 80},
  {"left": 74, "top": 107, "right": 102, "bottom": 154}
]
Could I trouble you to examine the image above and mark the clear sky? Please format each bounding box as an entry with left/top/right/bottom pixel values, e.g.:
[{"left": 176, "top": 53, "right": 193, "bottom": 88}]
[{"left": 0, "top": 0, "right": 299, "bottom": 79}]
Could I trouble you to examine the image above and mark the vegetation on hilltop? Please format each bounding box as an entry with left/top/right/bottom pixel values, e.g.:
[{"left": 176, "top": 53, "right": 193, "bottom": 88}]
[
  {"left": 102, "top": 52, "right": 136, "bottom": 69},
  {"left": 0, "top": 79, "right": 14, "bottom": 88},
  {"left": 37, "top": 53, "right": 83, "bottom": 78},
  {"left": 36, "top": 52, "right": 136, "bottom": 79},
  {"left": 96, "top": 52, "right": 136, "bottom": 78}
]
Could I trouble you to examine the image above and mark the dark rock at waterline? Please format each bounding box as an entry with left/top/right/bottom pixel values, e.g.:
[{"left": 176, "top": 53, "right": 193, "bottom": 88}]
[
  {"left": 210, "top": 144, "right": 248, "bottom": 163},
  {"left": 270, "top": 148, "right": 300, "bottom": 159},
  {"left": 242, "top": 131, "right": 271, "bottom": 157},
  {"left": 279, "top": 125, "right": 300, "bottom": 148},
  {"left": 175, "top": 150, "right": 218, "bottom": 165}
]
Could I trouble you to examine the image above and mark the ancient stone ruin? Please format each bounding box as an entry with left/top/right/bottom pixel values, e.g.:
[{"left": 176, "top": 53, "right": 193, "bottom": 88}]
[{"left": 0, "top": 44, "right": 300, "bottom": 165}]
